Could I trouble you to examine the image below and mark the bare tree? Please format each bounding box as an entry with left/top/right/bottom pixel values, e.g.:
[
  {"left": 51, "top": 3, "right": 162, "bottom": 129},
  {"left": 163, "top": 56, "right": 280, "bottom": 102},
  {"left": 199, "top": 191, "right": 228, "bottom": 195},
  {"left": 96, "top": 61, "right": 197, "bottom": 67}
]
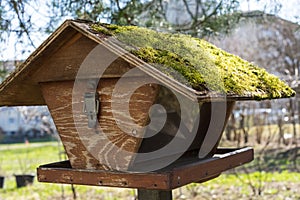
[
  {"left": 210, "top": 12, "right": 300, "bottom": 85},
  {"left": 18, "top": 106, "right": 56, "bottom": 137},
  {"left": 210, "top": 13, "right": 300, "bottom": 144}
]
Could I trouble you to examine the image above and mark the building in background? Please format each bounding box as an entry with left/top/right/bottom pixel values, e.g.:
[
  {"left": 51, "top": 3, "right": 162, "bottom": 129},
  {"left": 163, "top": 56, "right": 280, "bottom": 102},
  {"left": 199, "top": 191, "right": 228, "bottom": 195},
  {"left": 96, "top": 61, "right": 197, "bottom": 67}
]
[
  {"left": 0, "top": 107, "right": 21, "bottom": 136},
  {"left": 0, "top": 106, "right": 57, "bottom": 143}
]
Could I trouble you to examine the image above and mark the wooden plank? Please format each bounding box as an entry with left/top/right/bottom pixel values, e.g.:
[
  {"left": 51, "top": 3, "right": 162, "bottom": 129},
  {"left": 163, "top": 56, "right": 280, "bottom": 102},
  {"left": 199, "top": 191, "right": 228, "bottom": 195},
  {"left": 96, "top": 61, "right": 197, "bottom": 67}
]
[
  {"left": 0, "top": 21, "right": 81, "bottom": 106},
  {"left": 37, "top": 147, "right": 254, "bottom": 190},
  {"left": 38, "top": 161, "right": 170, "bottom": 190},
  {"left": 33, "top": 36, "right": 145, "bottom": 82},
  {"left": 40, "top": 75, "right": 159, "bottom": 171},
  {"left": 31, "top": 33, "right": 97, "bottom": 83},
  {"left": 137, "top": 189, "right": 172, "bottom": 200},
  {"left": 134, "top": 101, "right": 235, "bottom": 169},
  {"left": 169, "top": 147, "right": 254, "bottom": 188}
]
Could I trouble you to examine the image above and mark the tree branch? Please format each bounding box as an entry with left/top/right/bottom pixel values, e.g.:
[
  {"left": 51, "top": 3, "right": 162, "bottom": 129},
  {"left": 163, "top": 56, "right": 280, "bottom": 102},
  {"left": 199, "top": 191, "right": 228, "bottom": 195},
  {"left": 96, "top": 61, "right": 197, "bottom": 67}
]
[
  {"left": 9, "top": 0, "right": 36, "bottom": 48},
  {"left": 205, "top": 0, "right": 223, "bottom": 20},
  {"left": 182, "top": 0, "right": 195, "bottom": 21}
]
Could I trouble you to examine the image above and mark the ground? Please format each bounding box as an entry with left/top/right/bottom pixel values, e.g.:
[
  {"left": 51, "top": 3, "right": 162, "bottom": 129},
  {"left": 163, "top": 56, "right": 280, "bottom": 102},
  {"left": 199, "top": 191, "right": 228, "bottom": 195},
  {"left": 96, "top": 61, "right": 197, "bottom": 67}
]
[{"left": 0, "top": 124, "right": 299, "bottom": 200}]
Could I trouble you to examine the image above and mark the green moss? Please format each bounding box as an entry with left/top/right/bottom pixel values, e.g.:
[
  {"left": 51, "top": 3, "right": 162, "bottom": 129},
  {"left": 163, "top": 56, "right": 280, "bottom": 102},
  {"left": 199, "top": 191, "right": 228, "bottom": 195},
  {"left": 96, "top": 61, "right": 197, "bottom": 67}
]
[
  {"left": 90, "top": 23, "right": 295, "bottom": 100},
  {"left": 90, "top": 23, "right": 137, "bottom": 35}
]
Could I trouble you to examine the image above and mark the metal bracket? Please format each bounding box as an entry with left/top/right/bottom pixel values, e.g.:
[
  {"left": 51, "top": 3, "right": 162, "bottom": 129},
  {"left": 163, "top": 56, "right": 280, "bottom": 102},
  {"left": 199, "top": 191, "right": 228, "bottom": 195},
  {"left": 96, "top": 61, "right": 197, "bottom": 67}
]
[{"left": 83, "top": 92, "right": 100, "bottom": 128}]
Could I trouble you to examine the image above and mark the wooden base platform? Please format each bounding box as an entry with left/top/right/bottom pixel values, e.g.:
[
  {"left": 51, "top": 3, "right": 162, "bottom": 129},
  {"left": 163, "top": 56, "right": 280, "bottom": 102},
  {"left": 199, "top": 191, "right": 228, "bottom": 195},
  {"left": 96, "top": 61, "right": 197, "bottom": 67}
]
[{"left": 37, "top": 147, "right": 253, "bottom": 190}]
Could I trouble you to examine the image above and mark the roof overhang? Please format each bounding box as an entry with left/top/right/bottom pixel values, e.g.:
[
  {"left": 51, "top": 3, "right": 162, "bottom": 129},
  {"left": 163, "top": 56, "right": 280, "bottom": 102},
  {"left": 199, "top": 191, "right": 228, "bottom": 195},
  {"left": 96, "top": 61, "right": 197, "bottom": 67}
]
[{"left": 0, "top": 20, "right": 268, "bottom": 107}]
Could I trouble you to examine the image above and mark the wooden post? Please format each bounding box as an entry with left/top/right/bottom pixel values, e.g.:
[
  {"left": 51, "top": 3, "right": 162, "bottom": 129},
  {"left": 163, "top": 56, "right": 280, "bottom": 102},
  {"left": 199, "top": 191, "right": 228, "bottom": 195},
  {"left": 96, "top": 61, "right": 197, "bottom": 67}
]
[{"left": 137, "top": 189, "right": 172, "bottom": 200}]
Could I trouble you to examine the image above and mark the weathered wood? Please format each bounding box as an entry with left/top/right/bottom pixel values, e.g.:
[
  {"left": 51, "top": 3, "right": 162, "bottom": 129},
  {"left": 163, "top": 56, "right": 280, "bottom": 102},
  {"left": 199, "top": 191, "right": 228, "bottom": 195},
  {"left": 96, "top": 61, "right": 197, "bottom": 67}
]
[
  {"left": 41, "top": 71, "right": 235, "bottom": 171},
  {"left": 137, "top": 189, "right": 172, "bottom": 200},
  {"left": 0, "top": 23, "right": 88, "bottom": 106},
  {"left": 135, "top": 97, "right": 236, "bottom": 168},
  {"left": 171, "top": 148, "right": 254, "bottom": 187},
  {"left": 40, "top": 72, "right": 159, "bottom": 170},
  {"left": 32, "top": 33, "right": 97, "bottom": 83},
  {"left": 33, "top": 36, "right": 145, "bottom": 82},
  {"left": 37, "top": 147, "right": 254, "bottom": 190}
]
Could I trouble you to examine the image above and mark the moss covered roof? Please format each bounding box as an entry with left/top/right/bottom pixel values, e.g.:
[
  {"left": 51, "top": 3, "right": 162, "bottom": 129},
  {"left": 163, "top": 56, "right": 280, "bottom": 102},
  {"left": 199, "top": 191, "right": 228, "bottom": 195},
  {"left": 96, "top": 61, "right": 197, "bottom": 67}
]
[{"left": 91, "top": 23, "right": 295, "bottom": 100}]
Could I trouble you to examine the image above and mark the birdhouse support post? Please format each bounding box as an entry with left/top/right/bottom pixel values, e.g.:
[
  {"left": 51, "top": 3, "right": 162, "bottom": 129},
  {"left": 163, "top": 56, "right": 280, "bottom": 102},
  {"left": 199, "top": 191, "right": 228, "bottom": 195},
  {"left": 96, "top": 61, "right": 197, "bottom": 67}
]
[
  {"left": 138, "top": 189, "right": 172, "bottom": 200},
  {"left": 137, "top": 189, "right": 172, "bottom": 200}
]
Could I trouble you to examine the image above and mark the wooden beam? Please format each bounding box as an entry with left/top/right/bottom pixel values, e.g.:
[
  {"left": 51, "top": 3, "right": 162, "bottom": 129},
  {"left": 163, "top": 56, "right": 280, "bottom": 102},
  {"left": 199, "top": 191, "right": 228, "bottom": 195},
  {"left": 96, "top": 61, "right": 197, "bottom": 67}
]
[
  {"left": 137, "top": 189, "right": 172, "bottom": 200},
  {"left": 37, "top": 147, "right": 254, "bottom": 190}
]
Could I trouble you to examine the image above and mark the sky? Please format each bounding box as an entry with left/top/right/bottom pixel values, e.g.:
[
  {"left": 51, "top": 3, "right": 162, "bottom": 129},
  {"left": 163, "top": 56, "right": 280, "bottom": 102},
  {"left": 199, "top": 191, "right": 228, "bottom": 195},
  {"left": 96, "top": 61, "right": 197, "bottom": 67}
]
[
  {"left": 239, "top": 0, "right": 300, "bottom": 21},
  {"left": 1, "top": 0, "right": 300, "bottom": 61}
]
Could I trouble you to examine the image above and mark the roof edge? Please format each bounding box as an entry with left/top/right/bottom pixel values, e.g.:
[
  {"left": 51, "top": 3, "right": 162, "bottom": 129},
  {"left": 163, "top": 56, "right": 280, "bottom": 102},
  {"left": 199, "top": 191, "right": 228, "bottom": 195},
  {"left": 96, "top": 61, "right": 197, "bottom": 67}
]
[{"left": 0, "top": 20, "right": 78, "bottom": 94}]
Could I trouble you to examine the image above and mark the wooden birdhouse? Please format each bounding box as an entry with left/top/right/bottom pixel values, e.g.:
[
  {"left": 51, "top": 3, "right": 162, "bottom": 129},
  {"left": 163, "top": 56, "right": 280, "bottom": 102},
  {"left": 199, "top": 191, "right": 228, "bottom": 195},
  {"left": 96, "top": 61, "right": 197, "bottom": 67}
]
[{"left": 0, "top": 20, "right": 295, "bottom": 175}]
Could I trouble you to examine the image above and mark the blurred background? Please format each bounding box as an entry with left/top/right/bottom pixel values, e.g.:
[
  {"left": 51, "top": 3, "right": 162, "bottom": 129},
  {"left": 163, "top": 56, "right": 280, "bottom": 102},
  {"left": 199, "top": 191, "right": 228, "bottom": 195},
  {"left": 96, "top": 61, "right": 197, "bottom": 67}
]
[{"left": 0, "top": 0, "right": 300, "bottom": 199}]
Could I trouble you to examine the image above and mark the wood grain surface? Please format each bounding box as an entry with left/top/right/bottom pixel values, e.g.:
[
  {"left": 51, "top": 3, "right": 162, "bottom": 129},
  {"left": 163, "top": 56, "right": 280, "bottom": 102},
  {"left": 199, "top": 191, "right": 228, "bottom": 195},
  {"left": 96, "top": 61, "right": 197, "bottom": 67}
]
[{"left": 41, "top": 72, "right": 159, "bottom": 170}]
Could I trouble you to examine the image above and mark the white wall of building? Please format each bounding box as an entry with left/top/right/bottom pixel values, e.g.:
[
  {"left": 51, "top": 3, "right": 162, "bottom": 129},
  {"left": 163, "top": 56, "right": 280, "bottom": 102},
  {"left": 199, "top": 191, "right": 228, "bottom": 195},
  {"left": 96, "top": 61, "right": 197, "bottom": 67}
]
[{"left": 0, "top": 107, "right": 22, "bottom": 135}]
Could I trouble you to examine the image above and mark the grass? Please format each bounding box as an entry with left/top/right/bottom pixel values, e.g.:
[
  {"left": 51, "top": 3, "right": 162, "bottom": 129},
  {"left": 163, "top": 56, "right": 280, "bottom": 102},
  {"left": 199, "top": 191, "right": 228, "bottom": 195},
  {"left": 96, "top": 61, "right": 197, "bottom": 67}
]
[
  {"left": 0, "top": 137, "right": 299, "bottom": 199},
  {"left": 0, "top": 142, "right": 60, "bottom": 174},
  {"left": 181, "top": 171, "right": 300, "bottom": 200},
  {"left": 0, "top": 141, "right": 134, "bottom": 200}
]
